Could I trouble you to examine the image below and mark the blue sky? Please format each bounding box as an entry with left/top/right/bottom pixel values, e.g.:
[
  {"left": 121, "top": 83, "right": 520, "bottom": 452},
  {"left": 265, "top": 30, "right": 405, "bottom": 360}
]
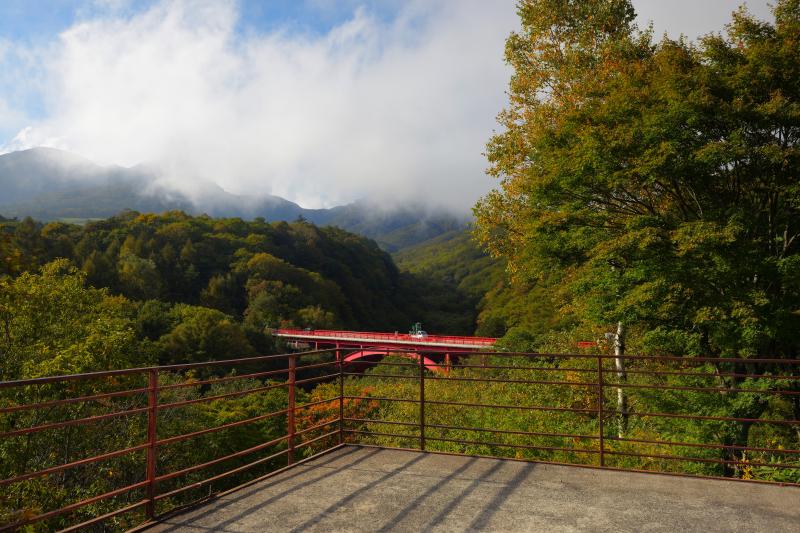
[
  {"left": 0, "top": 0, "right": 402, "bottom": 105},
  {"left": 0, "top": 1, "right": 401, "bottom": 42},
  {"left": 0, "top": 1, "right": 775, "bottom": 210},
  {"left": 0, "top": 0, "right": 403, "bottom": 125}
]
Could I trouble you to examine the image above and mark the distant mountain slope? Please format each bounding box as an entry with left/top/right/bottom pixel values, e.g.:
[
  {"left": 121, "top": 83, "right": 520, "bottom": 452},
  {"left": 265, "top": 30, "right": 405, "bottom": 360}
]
[
  {"left": 0, "top": 148, "right": 466, "bottom": 250},
  {"left": 393, "top": 228, "right": 503, "bottom": 299},
  {"left": 309, "top": 202, "right": 469, "bottom": 252},
  {"left": 394, "top": 229, "right": 563, "bottom": 339}
]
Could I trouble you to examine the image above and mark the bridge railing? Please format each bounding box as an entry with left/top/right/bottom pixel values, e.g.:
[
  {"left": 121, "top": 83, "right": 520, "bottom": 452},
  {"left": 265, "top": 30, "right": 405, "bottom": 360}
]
[
  {"left": 2, "top": 348, "right": 799, "bottom": 531},
  {"left": 274, "top": 328, "right": 498, "bottom": 346}
]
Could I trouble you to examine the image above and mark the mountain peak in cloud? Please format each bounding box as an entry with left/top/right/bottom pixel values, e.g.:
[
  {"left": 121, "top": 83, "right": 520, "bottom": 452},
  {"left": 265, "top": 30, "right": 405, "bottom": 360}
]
[{"left": 2, "top": 0, "right": 517, "bottom": 213}]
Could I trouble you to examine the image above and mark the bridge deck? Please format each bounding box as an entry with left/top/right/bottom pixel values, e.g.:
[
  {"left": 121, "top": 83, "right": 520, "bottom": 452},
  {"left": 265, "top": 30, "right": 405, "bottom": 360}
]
[{"left": 147, "top": 446, "right": 798, "bottom": 532}]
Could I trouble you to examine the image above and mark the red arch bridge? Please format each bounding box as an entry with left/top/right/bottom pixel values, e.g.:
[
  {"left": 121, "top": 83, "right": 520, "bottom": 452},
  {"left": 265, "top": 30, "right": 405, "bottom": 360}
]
[{"left": 272, "top": 329, "right": 497, "bottom": 372}]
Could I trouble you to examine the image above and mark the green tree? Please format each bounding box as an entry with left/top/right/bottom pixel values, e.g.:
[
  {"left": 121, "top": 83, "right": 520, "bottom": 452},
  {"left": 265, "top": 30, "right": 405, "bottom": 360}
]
[
  {"left": 117, "top": 251, "right": 162, "bottom": 300},
  {"left": 158, "top": 304, "right": 254, "bottom": 364},
  {"left": 475, "top": 0, "right": 800, "bottom": 358},
  {"left": 296, "top": 305, "right": 337, "bottom": 329},
  {"left": 0, "top": 259, "right": 151, "bottom": 380}
]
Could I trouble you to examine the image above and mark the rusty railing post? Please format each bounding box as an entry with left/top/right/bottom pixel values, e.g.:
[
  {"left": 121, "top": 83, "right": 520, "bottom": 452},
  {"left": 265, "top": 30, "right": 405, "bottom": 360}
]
[
  {"left": 145, "top": 369, "right": 158, "bottom": 520},
  {"left": 337, "top": 344, "right": 344, "bottom": 444},
  {"left": 597, "top": 355, "right": 605, "bottom": 467},
  {"left": 287, "top": 354, "right": 296, "bottom": 465},
  {"left": 419, "top": 352, "right": 425, "bottom": 451}
]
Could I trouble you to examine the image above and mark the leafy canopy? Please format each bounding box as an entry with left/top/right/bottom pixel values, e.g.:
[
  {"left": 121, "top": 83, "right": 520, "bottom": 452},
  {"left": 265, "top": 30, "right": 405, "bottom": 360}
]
[{"left": 476, "top": 0, "right": 800, "bottom": 356}]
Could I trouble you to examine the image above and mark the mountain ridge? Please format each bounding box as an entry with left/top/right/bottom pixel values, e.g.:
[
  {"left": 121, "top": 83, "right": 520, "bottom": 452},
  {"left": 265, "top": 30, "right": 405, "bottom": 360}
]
[{"left": 0, "top": 147, "right": 469, "bottom": 251}]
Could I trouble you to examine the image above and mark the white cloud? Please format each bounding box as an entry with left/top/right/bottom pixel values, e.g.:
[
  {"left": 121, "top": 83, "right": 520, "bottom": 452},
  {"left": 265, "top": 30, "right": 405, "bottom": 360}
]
[
  {"left": 632, "top": 0, "right": 773, "bottom": 41},
  {"left": 5, "top": 0, "right": 771, "bottom": 211},
  {"left": 5, "top": 0, "right": 517, "bottom": 211}
]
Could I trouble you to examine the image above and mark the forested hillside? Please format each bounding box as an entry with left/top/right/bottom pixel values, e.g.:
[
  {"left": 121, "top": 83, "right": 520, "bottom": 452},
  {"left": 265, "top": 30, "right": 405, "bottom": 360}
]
[
  {"left": 0, "top": 211, "right": 480, "bottom": 376},
  {"left": 394, "top": 229, "right": 565, "bottom": 343}
]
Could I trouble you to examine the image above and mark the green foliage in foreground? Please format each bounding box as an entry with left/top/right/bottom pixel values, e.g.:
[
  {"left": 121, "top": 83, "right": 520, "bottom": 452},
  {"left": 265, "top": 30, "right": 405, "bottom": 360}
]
[{"left": 0, "top": 260, "right": 152, "bottom": 380}]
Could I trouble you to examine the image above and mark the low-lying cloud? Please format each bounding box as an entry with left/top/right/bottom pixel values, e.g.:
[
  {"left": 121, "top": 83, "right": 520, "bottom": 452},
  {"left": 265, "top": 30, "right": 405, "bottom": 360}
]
[{"left": 3, "top": 0, "right": 517, "bottom": 211}]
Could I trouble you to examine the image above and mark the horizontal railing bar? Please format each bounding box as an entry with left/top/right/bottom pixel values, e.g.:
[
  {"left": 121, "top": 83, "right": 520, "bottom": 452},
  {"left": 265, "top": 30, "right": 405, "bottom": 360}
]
[
  {"left": 422, "top": 436, "right": 600, "bottom": 454},
  {"left": 455, "top": 365, "right": 800, "bottom": 382},
  {"left": 0, "top": 386, "right": 149, "bottom": 414},
  {"left": 602, "top": 381, "right": 800, "bottom": 396},
  {"left": 294, "top": 374, "right": 338, "bottom": 386},
  {"left": 344, "top": 418, "right": 419, "bottom": 427},
  {"left": 0, "top": 370, "right": 149, "bottom": 388},
  {"left": 605, "top": 409, "right": 800, "bottom": 425},
  {"left": 158, "top": 368, "right": 290, "bottom": 390},
  {"left": 293, "top": 429, "right": 340, "bottom": 450},
  {"left": 344, "top": 429, "right": 420, "bottom": 440},
  {"left": 426, "top": 423, "right": 599, "bottom": 441},
  {"left": 620, "top": 368, "right": 800, "bottom": 380},
  {"left": 0, "top": 480, "right": 149, "bottom": 532},
  {"left": 57, "top": 499, "right": 149, "bottom": 533},
  {"left": 607, "top": 435, "right": 800, "bottom": 455},
  {"left": 350, "top": 361, "right": 800, "bottom": 379},
  {"left": 158, "top": 382, "right": 287, "bottom": 410},
  {"left": 604, "top": 449, "right": 800, "bottom": 469},
  {"left": 154, "top": 448, "right": 290, "bottom": 502},
  {"left": 342, "top": 373, "right": 418, "bottom": 379},
  {"left": 295, "top": 360, "right": 342, "bottom": 371},
  {"left": 345, "top": 361, "right": 420, "bottom": 368},
  {"left": 294, "top": 420, "right": 338, "bottom": 437},
  {"left": 159, "top": 380, "right": 335, "bottom": 414},
  {"left": 343, "top": 395, "right": 419, "bottom": 404},
  {"left": 453, "top": 363, "right": 596, "bottom": 373},
  {"left": 426, "top": 399, "right": 597, "bottom": 414},
  {"left": 157, "top": 409, "right": 290, "bottom": 447},
  {"left": 156, "top": 434, "right": 289, "bottom": 482},
  {"left": 383, "top": 351, "right": 800, "bottom": 365},
  {"left": 295, "top": 397, "right": 340, "bottom": 411},
  {"left": 1, "top": 442, "right": 149, "bottom": 487},
  {"left": 0, "top": 406, "right": 149, "bottom": 438},
  {"left": 0, "top": 349, "right": 333, "bottom": 388},
  {"left": 159, "top": 360, "right": 341, "bottom": 391},
  {"left": 426, "top": 375, "right": 597, "bottom": 386},
  {"left": 154, "top": 350, "right": 335, "bottom": 370},
  {"left": 596, "top": 354, "right": 800, "bottom": 365}
]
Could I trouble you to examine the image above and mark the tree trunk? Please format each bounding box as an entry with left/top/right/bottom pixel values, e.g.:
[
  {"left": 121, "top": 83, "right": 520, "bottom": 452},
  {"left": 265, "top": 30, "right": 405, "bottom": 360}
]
[{"left": 613, "top": 321, "right": 629, "bottom": 438}]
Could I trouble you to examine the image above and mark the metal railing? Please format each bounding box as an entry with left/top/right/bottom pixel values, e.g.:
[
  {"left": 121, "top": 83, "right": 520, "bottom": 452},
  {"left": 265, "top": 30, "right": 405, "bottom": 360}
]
[
  {"left": 0, "top": 349, "right": 343, "bottom": 532},
  {"left": 341, "top": 350, "right": 800, "bottom": 487},
  {"left": 1, "top": 348, "right": 798, "bottom": 531}
]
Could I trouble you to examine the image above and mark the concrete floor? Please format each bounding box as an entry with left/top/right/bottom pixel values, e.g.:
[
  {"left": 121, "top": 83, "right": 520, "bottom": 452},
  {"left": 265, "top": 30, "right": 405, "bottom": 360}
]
[{"left": 148, "top": 445, "right": 800, "bottom": 533}]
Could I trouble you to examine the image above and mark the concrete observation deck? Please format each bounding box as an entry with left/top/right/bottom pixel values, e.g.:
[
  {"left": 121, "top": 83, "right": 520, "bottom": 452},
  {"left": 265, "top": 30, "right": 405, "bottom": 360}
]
[{"left": 148, "top": 445, "right": 800, "bottom": 532}]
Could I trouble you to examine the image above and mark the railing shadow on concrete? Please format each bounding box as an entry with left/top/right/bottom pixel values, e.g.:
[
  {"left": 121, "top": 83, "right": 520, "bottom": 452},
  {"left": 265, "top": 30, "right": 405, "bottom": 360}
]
[{"left": 1, "top": 347, "right": 798, "bottom": 531}]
